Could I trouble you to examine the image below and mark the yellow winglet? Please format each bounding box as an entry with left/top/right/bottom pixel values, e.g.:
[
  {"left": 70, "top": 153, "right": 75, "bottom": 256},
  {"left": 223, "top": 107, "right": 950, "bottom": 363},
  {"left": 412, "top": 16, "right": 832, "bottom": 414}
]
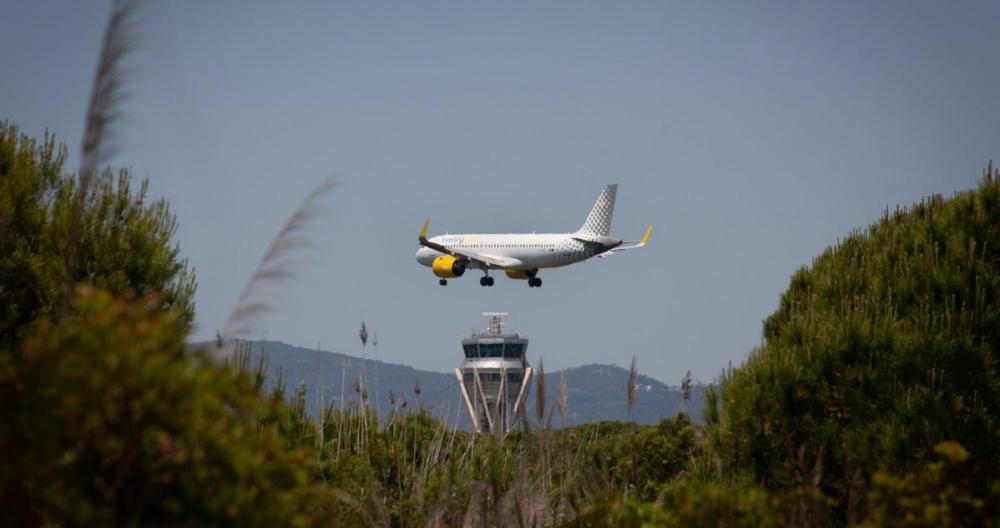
[
  {"left": 640, "top": 225, "right": 653, "bottom": 244},
  {"left": 420, "top": 219, "right": 430, "bottom": 240}
]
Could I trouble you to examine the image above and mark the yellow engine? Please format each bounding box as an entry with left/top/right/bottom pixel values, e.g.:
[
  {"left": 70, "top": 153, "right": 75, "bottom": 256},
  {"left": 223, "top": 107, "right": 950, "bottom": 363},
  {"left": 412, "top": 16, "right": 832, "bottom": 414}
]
[
  {"left": 505, "top": 269, "right": 530, "bottom": 280},
  {"left": 432, "top": 255, "right": 466, "bottom": 278}
]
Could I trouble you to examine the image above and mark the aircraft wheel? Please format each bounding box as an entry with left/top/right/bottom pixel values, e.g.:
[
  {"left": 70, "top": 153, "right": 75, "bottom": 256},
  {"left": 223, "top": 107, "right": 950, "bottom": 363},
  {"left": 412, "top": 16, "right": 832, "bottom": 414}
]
[
  {"left": 479, "top": 277, "right": 488, "bottom": 287},
  {"left": 486, "top": 277, "right": 495, "bottom": 286},
  {"left": 439, "top": 279, "right": 448, "bottom": 286},
  {"left": 528, "top": 278, "right": 542, "bottom": 288}
]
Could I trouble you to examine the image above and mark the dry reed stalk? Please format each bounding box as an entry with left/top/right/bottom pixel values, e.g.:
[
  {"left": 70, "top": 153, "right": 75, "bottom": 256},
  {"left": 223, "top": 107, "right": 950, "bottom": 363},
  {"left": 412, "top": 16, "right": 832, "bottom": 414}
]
[
  {"left": 626, "top": 356, "right": 639, "bottom": 501},
  {"left": 557, "top": 373, "right": 568, "bottom": 426},
  {"left": 518, "top": 394, "right": 533, "bottom": 435},
  {"left": 627, "top": 355, "right": 637, "bottom": 419},
  {"left": 372, "top": 331, "right": 381, "bottom": 416},
  {"left": 535, "top": 358, "right": 546, "bottom": 428},
  {"left": 220, "top": 177, "right": 337, "bottom": 342},
  {"left": 358, "top": 322, "right": 368, "bottom": 414}
]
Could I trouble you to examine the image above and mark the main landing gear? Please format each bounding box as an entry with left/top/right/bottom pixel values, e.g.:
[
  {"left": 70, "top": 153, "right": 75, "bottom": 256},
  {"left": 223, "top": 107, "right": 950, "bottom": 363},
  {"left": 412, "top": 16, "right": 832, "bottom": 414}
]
[
  {"left": 528, "top": 277, "right": 542, "bottom": 288},
  {"left": 479, "top": 276, "right": 495, "bottom": 287},
  {"left": 439, "top": 279, "right": 448, "bottom": 286}
]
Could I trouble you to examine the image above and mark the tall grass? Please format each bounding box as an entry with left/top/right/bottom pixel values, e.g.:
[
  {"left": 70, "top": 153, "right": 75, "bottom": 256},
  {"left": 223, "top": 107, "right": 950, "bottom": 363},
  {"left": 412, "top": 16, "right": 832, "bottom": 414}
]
[{"left": 225, "top": 340, "right": 689, "bottom": 527}]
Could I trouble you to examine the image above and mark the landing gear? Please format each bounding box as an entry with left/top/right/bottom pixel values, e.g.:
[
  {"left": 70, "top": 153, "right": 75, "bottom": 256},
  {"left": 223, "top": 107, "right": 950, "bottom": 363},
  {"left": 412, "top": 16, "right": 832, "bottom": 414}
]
[
  {"left": 439, "top": 279, "right": 448, "bottom": 286},
  {"left": 528, "top": 277, "right": 542, "bottom": 288},
  {"left": 479, "top": 276, "right": 495, "bottom": 287}
]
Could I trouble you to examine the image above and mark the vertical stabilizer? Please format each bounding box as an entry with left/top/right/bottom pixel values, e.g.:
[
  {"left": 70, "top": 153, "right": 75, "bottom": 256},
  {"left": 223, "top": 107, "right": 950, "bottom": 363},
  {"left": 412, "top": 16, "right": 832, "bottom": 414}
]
[{"left": 577, "top": 184, "right": 617, "bottom": 236}]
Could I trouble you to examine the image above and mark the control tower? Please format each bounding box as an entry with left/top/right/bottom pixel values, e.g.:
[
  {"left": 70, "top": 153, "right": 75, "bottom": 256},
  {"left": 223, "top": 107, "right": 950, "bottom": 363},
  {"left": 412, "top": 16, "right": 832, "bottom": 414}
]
[{"left": 455, "top": 313, "right": 532, "bottom": 434}]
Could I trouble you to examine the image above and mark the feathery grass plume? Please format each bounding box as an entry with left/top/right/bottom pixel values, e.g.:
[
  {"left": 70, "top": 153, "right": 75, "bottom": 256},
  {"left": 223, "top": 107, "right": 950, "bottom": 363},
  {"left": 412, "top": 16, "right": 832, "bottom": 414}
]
[
  {"left": 627, "top": 355, "right": 637, "bottom": 418},
  {"left": 557, "top": 372, "right": 569, "bottom": 426},
  {"left": 64, "top": 0, "right": 141, "bottom": 305},
  {"left": 681, "top": 369, "right": 693, "bottom": 401},
  {"left": 535, "top": 357, "right": 546, "bottom": 427},
  {"left": 221, "top": 177, "right": 337, "bottom": 341},
  {"left": 79, "top": 0, "right": 140, "bottom": 190},
  {"left": 414, "top": 378, "right": 422, "bottom": 397}
]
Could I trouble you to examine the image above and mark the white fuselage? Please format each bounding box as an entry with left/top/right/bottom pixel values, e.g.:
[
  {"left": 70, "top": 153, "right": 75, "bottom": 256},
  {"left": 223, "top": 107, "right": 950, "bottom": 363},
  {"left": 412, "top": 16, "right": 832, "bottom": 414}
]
[{"left": 415, "top": 233, "right": 606, "bottom": 271}]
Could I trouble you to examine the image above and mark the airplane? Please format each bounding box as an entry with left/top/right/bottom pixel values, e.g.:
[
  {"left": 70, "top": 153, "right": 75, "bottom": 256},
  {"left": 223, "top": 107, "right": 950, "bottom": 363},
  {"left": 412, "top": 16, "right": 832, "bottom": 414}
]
[{"left": 415, "top": 184, "right": 651, "bottom": 287}]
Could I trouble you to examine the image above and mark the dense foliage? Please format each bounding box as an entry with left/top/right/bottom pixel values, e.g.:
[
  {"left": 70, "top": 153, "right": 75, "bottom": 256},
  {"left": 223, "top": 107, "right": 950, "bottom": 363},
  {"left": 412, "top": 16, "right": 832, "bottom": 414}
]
[
  {"left": 0, "top": 288, "right": 343, "bottom": 526},
  {"left": 296, "top": 404, "right": 697, "bottom": 527},
  {"left": 0, "top": 121, "right": 195, "bottom": 348},
  {"left": 699, "top": 165, "right": 1000, "bottom": 524}
]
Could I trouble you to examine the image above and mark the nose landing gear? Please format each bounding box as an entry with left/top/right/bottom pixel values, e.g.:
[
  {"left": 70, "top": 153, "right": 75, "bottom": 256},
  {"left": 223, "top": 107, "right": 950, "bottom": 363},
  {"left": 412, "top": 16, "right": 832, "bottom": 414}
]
[{"left": 439, "top": 279, "right": 448, "bottom": 286}]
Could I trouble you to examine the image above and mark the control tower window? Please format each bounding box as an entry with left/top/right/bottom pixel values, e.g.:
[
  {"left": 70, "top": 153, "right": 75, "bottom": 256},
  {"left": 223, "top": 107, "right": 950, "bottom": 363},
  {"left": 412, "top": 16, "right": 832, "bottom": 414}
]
[
  {"left": 503, "top": 343, "right": 524, "bottom": 358},
  {"left": 463, "top": 344, "right": 477, "bottom": 358},
  {"left": 481, "top": 344, "right": 502, "bottom": 357}
]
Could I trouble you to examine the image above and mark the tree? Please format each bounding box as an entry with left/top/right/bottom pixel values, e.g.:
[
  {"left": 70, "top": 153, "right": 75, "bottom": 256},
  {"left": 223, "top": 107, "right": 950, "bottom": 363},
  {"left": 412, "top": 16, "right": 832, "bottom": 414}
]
[
  {"left": 702, "top": 164, "right": 1000, "bottom": 523},
  {"left": 0, "top": 121, "right": 195, "bottom": 348}
]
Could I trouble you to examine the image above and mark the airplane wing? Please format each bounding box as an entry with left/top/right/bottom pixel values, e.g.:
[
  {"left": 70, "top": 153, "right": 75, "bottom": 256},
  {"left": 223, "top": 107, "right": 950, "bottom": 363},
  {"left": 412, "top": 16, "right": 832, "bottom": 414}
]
[
  {"left": 419, "top": 219, "right": 522, "bottom": 269},
  {"left": 597, "top": 225, "right": 652, "bottom": 259}
]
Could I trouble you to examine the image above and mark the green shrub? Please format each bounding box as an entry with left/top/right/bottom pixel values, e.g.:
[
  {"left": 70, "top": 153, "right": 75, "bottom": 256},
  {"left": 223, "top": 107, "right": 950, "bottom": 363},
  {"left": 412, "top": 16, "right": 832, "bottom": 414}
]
[
  {"left": 567, "top": 480, "right": 804, "bottom": 528},
  {"left": 0, "top": 287, "right": 337, "bottom": 526},
  {"left": 580, "top": 414, "right": 696, "bottom": 501},
  {"left": 864, "top": 441, "right": 1000, "bottom": 527}
]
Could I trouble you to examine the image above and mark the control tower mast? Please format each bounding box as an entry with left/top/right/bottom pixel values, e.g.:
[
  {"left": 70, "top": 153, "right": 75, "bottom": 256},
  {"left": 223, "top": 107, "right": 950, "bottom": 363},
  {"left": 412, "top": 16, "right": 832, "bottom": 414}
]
[{"left": 455, "top": 313, "right": 532, "bottom": 434}]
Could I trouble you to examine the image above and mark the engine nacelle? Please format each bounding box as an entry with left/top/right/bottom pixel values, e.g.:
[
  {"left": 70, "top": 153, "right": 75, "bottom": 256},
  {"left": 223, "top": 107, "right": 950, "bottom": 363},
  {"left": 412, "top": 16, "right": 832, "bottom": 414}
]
[
  {"left": 432, "top": 255, "right": 466, "bottom": 278},
  {"left": 505, "top": 269, "right": 530, "bottom": 280}
]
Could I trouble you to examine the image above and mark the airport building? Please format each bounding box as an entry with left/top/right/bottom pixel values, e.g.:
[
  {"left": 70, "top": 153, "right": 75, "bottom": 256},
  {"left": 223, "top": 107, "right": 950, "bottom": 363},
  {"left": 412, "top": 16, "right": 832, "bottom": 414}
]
[{"left": 455, "top": 313, "right": 532, "bottom": 434}]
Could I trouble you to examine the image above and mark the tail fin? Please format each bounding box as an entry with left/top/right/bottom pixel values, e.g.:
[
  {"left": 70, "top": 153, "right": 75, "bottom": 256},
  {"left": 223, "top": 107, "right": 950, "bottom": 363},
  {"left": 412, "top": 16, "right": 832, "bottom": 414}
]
[{"left": 577, "top": 184, "right": 617, "bottom": 236}]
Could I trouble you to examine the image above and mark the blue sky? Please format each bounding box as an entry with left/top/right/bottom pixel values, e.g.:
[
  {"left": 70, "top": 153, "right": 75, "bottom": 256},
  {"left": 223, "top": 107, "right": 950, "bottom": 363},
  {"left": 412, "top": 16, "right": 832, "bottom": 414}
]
[{"left": 3, "top": 1, "right": 998, "bottom": 383}]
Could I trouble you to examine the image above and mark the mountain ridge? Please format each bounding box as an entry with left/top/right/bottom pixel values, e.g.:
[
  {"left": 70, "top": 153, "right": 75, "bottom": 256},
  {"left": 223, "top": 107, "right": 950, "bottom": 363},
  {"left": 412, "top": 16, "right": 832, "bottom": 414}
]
[{"left": 198, "top": 340, "right": 704, "bottom": 428}]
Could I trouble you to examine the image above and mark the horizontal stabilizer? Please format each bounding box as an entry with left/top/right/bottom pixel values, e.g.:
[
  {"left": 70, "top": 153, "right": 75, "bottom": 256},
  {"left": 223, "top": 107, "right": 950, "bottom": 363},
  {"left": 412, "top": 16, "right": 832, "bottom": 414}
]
[{"left": 605, "top": 225, "right": 652, "bottom": 254}]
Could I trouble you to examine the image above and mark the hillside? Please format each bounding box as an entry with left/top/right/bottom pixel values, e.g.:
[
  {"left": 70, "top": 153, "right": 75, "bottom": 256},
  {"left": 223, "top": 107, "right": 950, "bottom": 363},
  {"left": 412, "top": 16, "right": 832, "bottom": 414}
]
[{"left": 212, "top": 340, "right": 704, "bottom": 427}]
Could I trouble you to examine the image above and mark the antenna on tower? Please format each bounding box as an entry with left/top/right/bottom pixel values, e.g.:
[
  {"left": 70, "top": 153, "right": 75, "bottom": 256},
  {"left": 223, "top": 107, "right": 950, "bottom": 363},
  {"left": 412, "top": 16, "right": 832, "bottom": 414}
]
[{"left": 482, "top": 312, "right": 508, "bottom": 336}]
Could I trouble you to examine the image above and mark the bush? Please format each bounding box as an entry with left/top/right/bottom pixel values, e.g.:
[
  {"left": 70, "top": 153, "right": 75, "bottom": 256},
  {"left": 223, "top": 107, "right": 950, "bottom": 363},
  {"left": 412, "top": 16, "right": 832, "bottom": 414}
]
[
  {"left": 580, "top": 414, "right": 696, "bottom": 501},
  {"left": 568, "top": 480, "right": 802, "bottom": 528},
  {"left": 864, "top": 441, "right": 1000, "bottom": 527},
  {"left": 0, "top": 287, "right": 336, "bottom": 526}
]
